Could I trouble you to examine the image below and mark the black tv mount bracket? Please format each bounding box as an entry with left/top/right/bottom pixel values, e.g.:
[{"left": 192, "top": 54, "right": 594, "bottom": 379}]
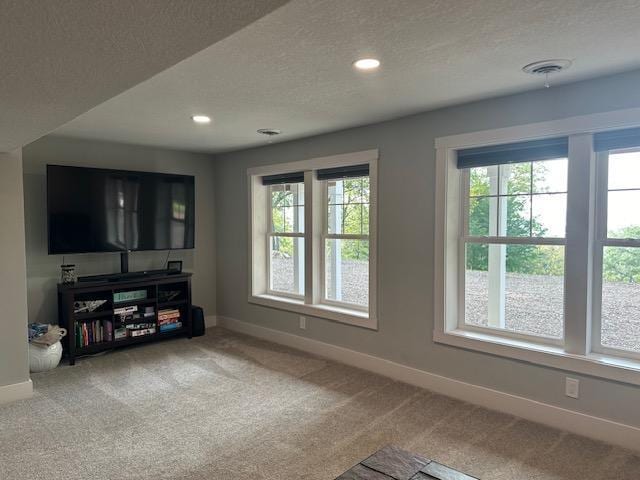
[{"left": 121, "top": 251, "right": 130, "bottom": 274}]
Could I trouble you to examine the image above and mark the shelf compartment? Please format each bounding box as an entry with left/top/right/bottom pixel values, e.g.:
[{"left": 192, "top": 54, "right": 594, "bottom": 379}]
[
  {"left": 158, "top": 299, "right": 188, "bottom": 308},
  {"left": 158, "top": 281, "right": 188, "bottom": 304},
  {"left": 75, "top": 310, "right": 114, "bottom": 321},
  {"left": 157, "top": 328, "right": 186, "bottom": 338},
  {"left": 112, "top": 298, "right": 156, "bottom": 308}
]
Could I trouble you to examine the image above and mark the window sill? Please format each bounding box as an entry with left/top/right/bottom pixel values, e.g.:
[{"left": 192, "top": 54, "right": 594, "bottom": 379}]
[
  {"left": 434, "top": 328, "right": 640, "bottom": 386},
  {"left": 249, "top": 294, "right": 377, "bottom": 330}
]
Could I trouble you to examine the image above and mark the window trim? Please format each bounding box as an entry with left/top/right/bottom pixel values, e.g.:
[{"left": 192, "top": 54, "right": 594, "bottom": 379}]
[
  {"left": 266, "top": 182, "right": 305, "bottom": 299},
  {"left": 248, "top": 149, "right": 378, "bottom": 329},
  {"left": 591, "top": 149, "right": 640, "bottom": 362},
  {"left": 458, "top": 164, "right": 567, "bottom": 346},
  {"left": 319, "top": 176, "right": 370, "bottom": 313},
  {"left": 434, "top": 107, "right": 640, "bottom": 386}
]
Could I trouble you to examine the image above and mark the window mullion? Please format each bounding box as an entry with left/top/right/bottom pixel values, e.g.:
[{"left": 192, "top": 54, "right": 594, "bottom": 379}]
[
  {"left": 266, "top": 190, "right": 271, "bottom": 293},
  {"left": 564, "top": 134, "right": 596, "bottom": 355},
  {"left": 306, "top": 171, "right": 324, "bottom": 305},
  {"left": 591, "top": 153, "right": 609, "bottom": 352},
  {"left": 458, "top": 169, "right": 469, "bottom": 330}
]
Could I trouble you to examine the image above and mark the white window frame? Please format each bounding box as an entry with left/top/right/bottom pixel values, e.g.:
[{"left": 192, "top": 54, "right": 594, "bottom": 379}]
[
  {"left": 434, "top": 107, "right": 640, "bottom": 386},
  {"left": 266, "top": 182, "right": 305, "bottom": 300},
  {"left": 320, "top": 176, "right": 370, "bottom": 313},
  {"left": 458, "top": 164, "right": 567, "bottom": 347},
  {"left": 248, "top": 150, "right": 378, "bottom": 329},
  {"left": 591, "top": 148, "right": 640, "bottom": 362}
]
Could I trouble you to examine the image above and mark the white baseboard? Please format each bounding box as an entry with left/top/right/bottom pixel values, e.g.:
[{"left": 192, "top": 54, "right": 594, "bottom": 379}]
[
  {"left": 0, "top": 379, "right": 33, "bottom": 405},
  {"left": 218, "top": 315, "right": 640, "bottom": 453},
  {"left": 204, "top": 315, "right": 217, "bottom": 329}
]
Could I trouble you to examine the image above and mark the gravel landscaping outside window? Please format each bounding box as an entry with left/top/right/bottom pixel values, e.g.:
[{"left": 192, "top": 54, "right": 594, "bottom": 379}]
[
  {"left": 272, "top": 257, "right": 368, "bottom": 306},
  {"left": 465, "top": 271, "right": 640, "bottom": 353},
  {"left": 273, "top": 257, "right": 639, "bottom": 353}
]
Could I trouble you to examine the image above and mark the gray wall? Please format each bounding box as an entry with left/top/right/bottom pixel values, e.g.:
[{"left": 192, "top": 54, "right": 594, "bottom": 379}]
[
  {"left": 23, "top": 136, "right": 217, "bottom": 324},
  {"left": 0, "top": 150, "right": 30, "bottom": 389},
  {"left": 214, "top": 70, "right": 640, "bottom": 427}
]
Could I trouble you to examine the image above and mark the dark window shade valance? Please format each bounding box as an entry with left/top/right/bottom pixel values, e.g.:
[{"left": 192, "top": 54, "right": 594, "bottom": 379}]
[
  {"left": 317, "top": 164, "right": 369, "bottom": 181},
  {"left": 262, "top": 172, "right": 305, "bottom": 185},
  {"left": 457, "top": 137, "right": 569, "bottom": 169},
  {"left": 594, "top": 127, "right": 640, "bottom": 152}
]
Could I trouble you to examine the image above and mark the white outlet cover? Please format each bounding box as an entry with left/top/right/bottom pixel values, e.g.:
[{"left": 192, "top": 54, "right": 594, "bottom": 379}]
[
  {"left": 565, "top": 377, "right": 579, "bottom": 399},
  {"left": 299, "top": 316, "right": 306, "bottom": 329}
]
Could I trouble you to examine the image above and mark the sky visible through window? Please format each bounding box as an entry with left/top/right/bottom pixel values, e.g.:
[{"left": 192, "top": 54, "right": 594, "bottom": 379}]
[
  {"left": 469, "top": 151, "right": 640, "bottom": 239},
  {"left": 531, "top": 159, "right": 566, "bottom": 238},
  {"left": 608, "top": 150, "right": 640, "bottom": 236}
]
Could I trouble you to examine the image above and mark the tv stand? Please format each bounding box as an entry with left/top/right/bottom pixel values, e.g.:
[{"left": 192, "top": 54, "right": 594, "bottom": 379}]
[{"left": 58, "top": 272, "right": 193, "bottom": 365}]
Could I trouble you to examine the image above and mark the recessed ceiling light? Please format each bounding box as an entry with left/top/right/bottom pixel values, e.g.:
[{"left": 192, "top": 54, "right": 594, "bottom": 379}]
[
  {"left": 353, "top": 58, "right": 380, "bottom": 71},
  {"left": 191, "top": 115, "right": 211, "bottom": 124}
]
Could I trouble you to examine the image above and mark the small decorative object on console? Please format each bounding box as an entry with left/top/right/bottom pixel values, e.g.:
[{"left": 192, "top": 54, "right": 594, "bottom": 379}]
[
  {"left": 73, "top": 299, "right": 107, "bottom": 314},
  {"left": 167, "top": 260, "right": 182, "bottom": 273},
  {"left": 60, "top": 264, "right": 76, "bottom": 284},
  {"left": 159, "top": 290, "right": 181, "bottom": 303}
]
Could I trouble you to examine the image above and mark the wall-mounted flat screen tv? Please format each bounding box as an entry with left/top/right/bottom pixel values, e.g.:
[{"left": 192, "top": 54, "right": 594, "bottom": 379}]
[{"left": 47, "top": 165, "right": 195, "bottom": 254}]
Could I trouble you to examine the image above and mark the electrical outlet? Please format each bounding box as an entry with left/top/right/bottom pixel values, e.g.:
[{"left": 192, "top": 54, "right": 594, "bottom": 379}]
[
  {"left": 299, "top": 316, "right": 306, "bottom": 330},
  {"left": 565, "top": 377, "right": 579, "bottom": 399}
]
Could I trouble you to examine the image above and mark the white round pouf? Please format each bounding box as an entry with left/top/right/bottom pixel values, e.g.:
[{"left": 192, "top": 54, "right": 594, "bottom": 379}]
[{"left": 29, "top": 341, "right": 63, "bottom": 373}]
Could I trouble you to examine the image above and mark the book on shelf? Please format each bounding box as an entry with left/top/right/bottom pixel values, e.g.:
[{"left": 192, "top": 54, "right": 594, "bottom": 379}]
[
  {"left": 76, "top": 319, "right": 113, "bottom": 348},
  {"left": 159, "top": 321, "right": 182, "bottom": 333},
  {"left": 158, "top": 308, "right": 181, "bottom": 325},
  {"left": 159, "top": 317, "right": 180, "bottom": 325},
  {"left": 114, "top": 305, "right": 156, "bottom": 326},
  {"left": 129, "top": 327, "right": 156, "bottom": 337},
  {"left": 125, "top": 322, "right": 156, "bottom": 330},
  {"left": 114, "top": 327, "right": 127, "bottom": 340},
  {"left": 114, "top": 305, "right": 138, "bottom": 316}
]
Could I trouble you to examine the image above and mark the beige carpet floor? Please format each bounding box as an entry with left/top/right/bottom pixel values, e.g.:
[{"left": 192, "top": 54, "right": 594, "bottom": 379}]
[{"left": 2, "top": 327, "right": 640, "bottom": 479}]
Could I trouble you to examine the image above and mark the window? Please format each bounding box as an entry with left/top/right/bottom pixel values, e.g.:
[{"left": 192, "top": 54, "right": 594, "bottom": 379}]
[
  {"left": 459, "top": 139, "right": 569, "bottom": 344},
  {"left": 435, "top": 119, "right": 640, "bottom": 385},
  {"left": 323, "top": 175, "right": 370, "bottom": 310},
  {"left": 248, "top": 150, "right": 377, "bottom": 328},
  {"left": 464, "top": 159, "right": 567, "bottom": 343},
  {"left": 268, "top": 181, "right": 305, "bottom": 297},
  {"left": 593, "top": 141, "right": 640, "bottom": 359}
]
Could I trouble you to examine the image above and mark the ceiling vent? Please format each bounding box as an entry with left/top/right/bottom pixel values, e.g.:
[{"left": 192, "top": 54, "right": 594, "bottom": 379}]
[
  {"left": 522, "top": 59, "right": 572, "bottom": 87},
  {"left": 257, "top": 128, "right": 282, "bottom": 137}
]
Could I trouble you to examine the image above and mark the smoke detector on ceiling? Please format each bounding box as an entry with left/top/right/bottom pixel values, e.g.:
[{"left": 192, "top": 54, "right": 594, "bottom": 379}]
[{"left": 522, "top": 59, "right": 572, "bottom": 88}]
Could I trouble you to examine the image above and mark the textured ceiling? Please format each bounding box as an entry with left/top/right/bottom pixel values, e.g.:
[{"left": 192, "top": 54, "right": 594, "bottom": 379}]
[
  {"left": 0, "top": 0, "right": 289, "bottom": 152},
  {"left": 55, "top": 0, "right": 640, "bottom": 153}
]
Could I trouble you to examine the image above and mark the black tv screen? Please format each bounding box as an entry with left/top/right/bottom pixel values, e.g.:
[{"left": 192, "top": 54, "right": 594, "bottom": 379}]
[{"left": 47, "top": 165, "right": 195, "bottom": 254}]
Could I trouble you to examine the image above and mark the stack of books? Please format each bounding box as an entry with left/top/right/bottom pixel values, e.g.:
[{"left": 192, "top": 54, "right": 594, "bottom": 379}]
[
  {"left": 158, "top": 308, "right": 182, "bottom": 332},
  {"left": 76, "top": 319, "right": 113, "bottom": 347},
  {"left": 114, "top": 305, "right": 156, "bottom": 339},
  {"left": 114, "top": 305, "right": 138, "bottom": 323}
]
